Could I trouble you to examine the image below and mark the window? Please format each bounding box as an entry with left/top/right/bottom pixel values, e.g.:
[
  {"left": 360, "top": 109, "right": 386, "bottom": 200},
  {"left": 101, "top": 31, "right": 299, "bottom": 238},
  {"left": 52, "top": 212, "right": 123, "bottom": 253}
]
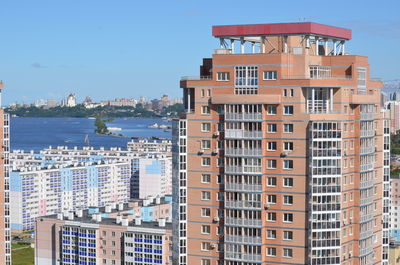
[
  {"left": 284, "top": 106, "right": 293, "bottom": 115},
  {"left": 217, "top": 192, "right": 224, "bottom": 201},
  {"left": 267, "top": 142, "right": 277, "bottom": 151},
  {"left": 267, "top": 105, "right": 277, "bottom": 115},
  {"left": 201, "top": 123, "right": 211, "bottom": 132},
  {"left": 201, "top": 208, "right": 211, "bottom": 217},
  {"left": 235, "top": 66, "right": 258, "bottom": 95},
  {"left": 201, "top": 140, "right": 211, "bottom": 149},
  {"left": 267, "top": 230, "right": 276, "bottom": 239},
  {"left": 267, "top": 124, "right": 277, "bottom": 133},
  {"left": 217, "top": 158, "right": 224, "bottom": 167},
  {"left": 283, "top": 213, "right": 293, "bottom": 223},
  {"left": 217, "top": 175, "right": 223, "bottom": 184},
  {"left": 267, "top": 212, "right": 276, "bottom": 222},
  {"left": 284, "top": 124, "right": 293, "bottom": 133},
  {"left": 267, "top": 159, "right": 277, "bottom": 169},
  {"left": 267, "top": 177, "right": 276, "bottom": 187},
  {"left": 201, "top": 106, "right": 210, "bottom": 114},
  {"left": 283, "top": 160, "right": 293, "bottom": 170},
  {"left": 202, "top": 157, "right": 211, "bottom": 166},
  {"left": 268, "top": 195, "right": 277, "bottom": 204},
  {"left": 284, "top": 142, "right": 293, "bottom": 151},
  {"left": 283, "top": 89, "right": 288, "bottom": 97},
  {"left": 201, "top": 225, "right": 211, "bottom": 234},
  {"left": 201, "top": 259, "right": 211, "bottom": 265},
  {"left": 217, "top": 72, "right": 230, "bottom": 81},
  {"left": 217, "top": 106, "right": 224, "bottom": 114},
  {"left": 202, "top": 174, "right": 211, "bottom": 183},
  {"left": 267, "top": 247, "right": 277, "bottom": 257},
  {"left": 283, "top": 248, "right": 293, "bottom": 258},
  {"left": 263, "top": 71, "right": 277, "bottom": 80},
  {"left": 290, "top": 88, "right": 294, "bottom": 97},
  {"left": 201, "top": 191, "right": 211, "bottom": 200},
  {"left": 283, "top": 195, "right": 293, "bottom": 205},
  {"left": 283, "top": 231, "right": 293, "bottom": 240}
]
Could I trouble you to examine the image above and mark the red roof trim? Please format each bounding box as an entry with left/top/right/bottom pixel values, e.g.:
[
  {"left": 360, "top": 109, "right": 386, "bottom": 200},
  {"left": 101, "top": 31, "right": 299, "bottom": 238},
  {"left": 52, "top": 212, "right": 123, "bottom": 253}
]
[{"left": 212, "top": 22, "right": 352, "bottom": 40}]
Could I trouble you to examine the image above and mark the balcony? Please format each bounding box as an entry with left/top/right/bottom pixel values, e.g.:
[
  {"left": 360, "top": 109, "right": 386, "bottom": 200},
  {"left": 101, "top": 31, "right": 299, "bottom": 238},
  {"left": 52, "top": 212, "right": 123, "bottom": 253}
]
[
  {"left": 282, "top": 75, "right": 352, "bottom": 80},
  {"left": 225, "top": 252, "right": 262, "bottom": 262},
  {"left": 225, "top": 113, "right": 262, "bottom": 121},
  {"left": 225, "top": 148, "right": 262, "bottom": 157},
  {"left": 360, "top": 163, "right": 374, "bottom": 172},
  {"left": 360, "top": 180, "right": 374, "bottom": 190},
  {"left": 225, "top": 130, "right": 262, "bottom": 139},
  {"left": 225, "top": 235, "right": 262, "bottom": 245},
  {"left": 307, "top": 100, "right": 333, "bottom": 114},
  {"left": 360, "top": 197, "right": 374, "bottom": 206},
  {"left": 225, "top": 217, "right": 262, "bottom": 227},
  {"left": 225, "top": 165, "right": 262, "bottom": 174},
  {"left": 360, "top": 146, "right": 375, "bottom": 155},
  {"left": 360, "top": 113, "right": 374, "bottom": 120},
  {"left": 225, "top": 183, "right": 262, "bottom": 192},
  {"left": 360, "top": 130, "right": 375, "bottom": 137},
  {"left": 225, "top": 201, "right": 261, "bottom": 209}
]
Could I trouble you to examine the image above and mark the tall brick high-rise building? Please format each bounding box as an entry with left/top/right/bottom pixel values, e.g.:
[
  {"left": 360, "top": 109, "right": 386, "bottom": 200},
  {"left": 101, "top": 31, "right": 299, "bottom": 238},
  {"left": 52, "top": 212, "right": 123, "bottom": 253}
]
[
  {"left": 172, "top": 22, "right": 390, "bottom": 265},
  {"left": 0, "top": 82, "right": 11, "bottom": 264}
]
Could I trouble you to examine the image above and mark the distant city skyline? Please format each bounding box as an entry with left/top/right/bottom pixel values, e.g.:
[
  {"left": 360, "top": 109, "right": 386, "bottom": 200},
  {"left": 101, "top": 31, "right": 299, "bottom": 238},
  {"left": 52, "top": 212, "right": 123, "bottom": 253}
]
[{"left": 0, "top": 0, "right": 399, "bottom": 105}]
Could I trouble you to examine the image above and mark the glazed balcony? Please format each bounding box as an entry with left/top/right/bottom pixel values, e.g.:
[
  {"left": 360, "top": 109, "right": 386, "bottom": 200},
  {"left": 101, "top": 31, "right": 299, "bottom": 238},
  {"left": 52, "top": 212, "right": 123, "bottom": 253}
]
[
  {"left": 225, "top": 182, "right": 262, "bottom": 192},
  {"left": 225, "top": 113, "right": 262, "bottom": 121},
  {"left": 225, "top": 252, "right": 262, "bottom": 262},
  {"left": 225, "top": 148, "right": 262, "bottom": 157},
  {"left": 225, "top": 235, "right": 262, "bottom": 245},
  {"left": 225, "top": 200, "right": 261, "bottom": 209},
  {"left": 225, "top": 217, "right": 262, "bottom": 227},
  {"left": 225, "top": 165, "right": 262, "bottom": 174},
  {"left": 225, "top": 130, "right": 262, "bottom": 139}
]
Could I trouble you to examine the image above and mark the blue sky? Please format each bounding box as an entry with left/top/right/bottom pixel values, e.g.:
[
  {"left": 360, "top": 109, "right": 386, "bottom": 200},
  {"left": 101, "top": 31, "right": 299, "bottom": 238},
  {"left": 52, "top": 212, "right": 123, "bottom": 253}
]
[{"left": 1, "top": 0, "right": 399, "bottom": 105}]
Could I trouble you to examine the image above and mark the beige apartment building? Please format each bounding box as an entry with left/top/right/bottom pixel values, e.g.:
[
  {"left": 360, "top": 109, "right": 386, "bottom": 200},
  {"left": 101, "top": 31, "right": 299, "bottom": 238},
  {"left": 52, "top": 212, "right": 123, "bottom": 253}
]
[{"left": 172, "top": 22, "right": 390, "bottom": 265}]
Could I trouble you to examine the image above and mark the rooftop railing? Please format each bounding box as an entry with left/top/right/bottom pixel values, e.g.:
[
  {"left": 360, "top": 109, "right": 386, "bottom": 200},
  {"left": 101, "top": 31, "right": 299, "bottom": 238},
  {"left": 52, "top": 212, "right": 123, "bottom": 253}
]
[{"left": 180, "top": 76, "right": 212, "bottom": 81}]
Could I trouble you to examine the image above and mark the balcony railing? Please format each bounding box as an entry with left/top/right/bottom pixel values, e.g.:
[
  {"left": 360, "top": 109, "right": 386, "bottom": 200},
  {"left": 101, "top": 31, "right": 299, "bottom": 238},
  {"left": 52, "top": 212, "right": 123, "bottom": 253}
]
[
  {"left": 225, "top": 252, "right": 262, "bottom": 262},
  {"left": 360, "top": 163, "right": 374, "bottom": 172},
  {"left": 225, "top": 113, "right": 262, "bottom": 121},
  {"left": 225, "top": 165, "right": 262, "bottom": 174},
  {"left": 225, "top": 183, "right": 262, "bottom": 192},
  {"left": 225, "top": 235, "right": 262, "bottom": 245},
  {"left": 360, "top": 130, "right": 375, "bottom": 137},
  {"left": 360, "top": 180, "right": 374, "bottom": 190},
  {"left": 225, "top": 217, "right": 262, "bottom": 227},
  {"left": 360, "top": 113, "right": 374, "bottom": 120},
  {"left": 307, "top": 100, "right": 332, "bottom": 114},
  {"left": 282, "top": 75, "right": 352, "bottom": 80},
  {"left": 180, "top": 76, "right": 212, "bottom": 81},
  {"left": 225, "top": 201, "right": 261, "bottom": 209},
  {"left": 225, "top": 130, "right": 262, "bottom": 139},
  {"left": 225, "top": 148, "right": 262, "bottom": 157},
  {"left": 360, "top": 146, "right": 375, "bottom": 155},
  {"left": 360, "top": 197, "right": 374, "bottom": 206}
]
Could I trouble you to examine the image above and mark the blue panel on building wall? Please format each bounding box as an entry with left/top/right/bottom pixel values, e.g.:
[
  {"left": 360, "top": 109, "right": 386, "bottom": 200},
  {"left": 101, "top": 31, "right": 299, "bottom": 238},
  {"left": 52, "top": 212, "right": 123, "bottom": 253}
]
[
  {"left": 86, "top": 166, "right": 98, "bottom": 189},
  {"left": 392, "top": 230, "right": 400, "bottom": 242},
  {"left": 10, "top": 172, "right": 22, "bottom": 192},
  {"left": 164, "top": 195, "right": 172, "bottom": 202},
  {"left": 60, "top": 168, "right": 73, "bottom": 192},
  {"left": 90, "top": 155, "right": 104, "bottom": 162},
  {"left": 141, "top": 207, "right": 154, "bottom": 222},
  {"left": 88, "top": 208, "right": 99, "bottom": 214},
  {"left": 11, "top": 223, "right": 23, "bottom": 230},
  {"left": 145, "top": 160, "right": 162, "bottom": 174}
]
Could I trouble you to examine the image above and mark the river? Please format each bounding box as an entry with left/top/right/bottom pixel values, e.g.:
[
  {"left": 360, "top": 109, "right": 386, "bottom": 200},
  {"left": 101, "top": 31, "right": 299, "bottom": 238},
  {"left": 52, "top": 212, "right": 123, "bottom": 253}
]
[{"left": 10, "top": 117, "right": 172, "bottom": 151}]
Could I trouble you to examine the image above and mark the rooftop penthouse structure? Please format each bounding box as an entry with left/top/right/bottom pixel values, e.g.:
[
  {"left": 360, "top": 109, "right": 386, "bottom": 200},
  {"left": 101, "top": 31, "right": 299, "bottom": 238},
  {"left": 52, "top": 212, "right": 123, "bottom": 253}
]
[{"left": 173, "top": 22, "right": 390, "bottom": 265}]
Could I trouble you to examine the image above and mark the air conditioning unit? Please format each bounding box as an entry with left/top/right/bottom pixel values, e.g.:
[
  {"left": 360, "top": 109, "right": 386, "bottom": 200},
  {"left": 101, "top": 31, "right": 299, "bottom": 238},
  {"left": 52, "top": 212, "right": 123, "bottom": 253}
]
[
  {"left": 210, "top": 244, "right": 217, "bottom": 249},
  {"left": 198, "top": 149, "right": 205, "bottom": 155},
  {"left": 212, "top": 149, "right": 219, "bottom": 154},
  {"left": 213, "top": 131, "right": 220, "bottom": 137},
  {"left": 280, "top": 151, "right": 289, "bottom": 157},
  {"left": 264, "top": 203, "right": 270, "bottom": 209},
  {"left": 213, "top": 217, "right": 220, "bottom": 222}
]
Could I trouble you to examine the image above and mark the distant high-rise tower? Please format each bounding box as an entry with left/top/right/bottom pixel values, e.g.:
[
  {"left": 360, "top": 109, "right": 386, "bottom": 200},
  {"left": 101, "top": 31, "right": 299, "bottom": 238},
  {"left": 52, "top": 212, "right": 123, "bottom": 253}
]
[
  {"left": 0, "top": 82, "right": 11, "bottom": 264},
  {"left": 172, "top": 22, "right": 390, "bottom": 265}
]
